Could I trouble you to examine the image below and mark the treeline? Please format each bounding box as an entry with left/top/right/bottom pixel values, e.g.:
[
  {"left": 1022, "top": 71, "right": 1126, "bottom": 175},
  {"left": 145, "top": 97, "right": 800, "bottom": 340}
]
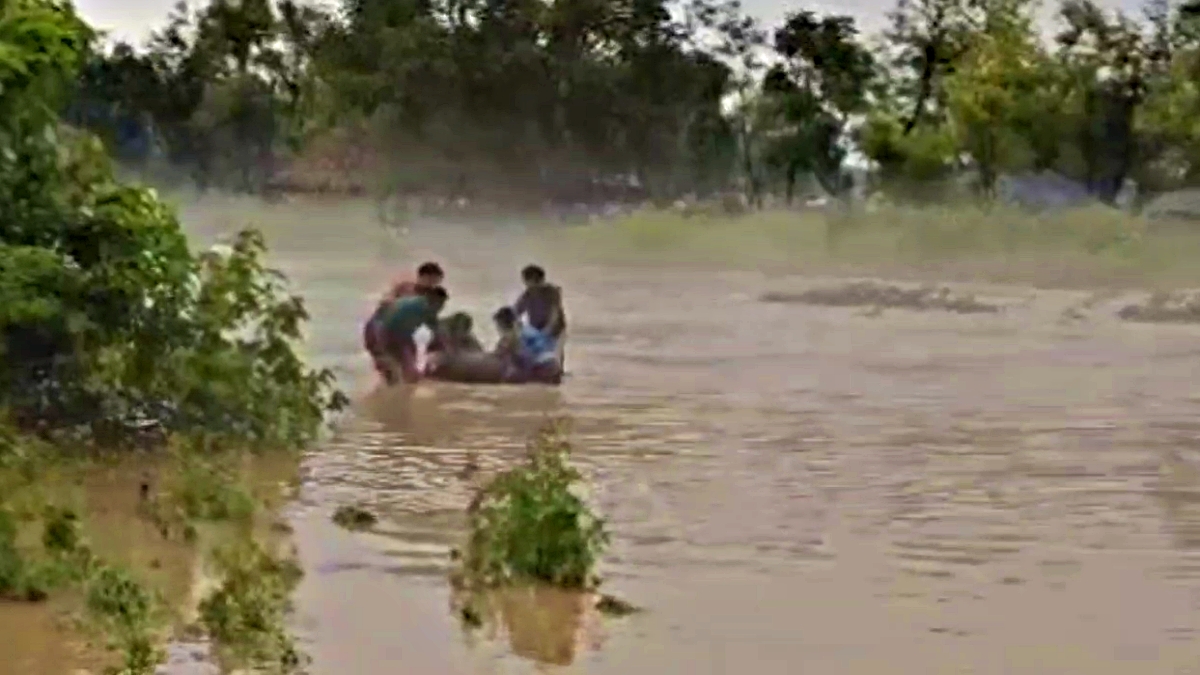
[{"left": 69, "top": 0, "right": 1200, "bottom": 207}]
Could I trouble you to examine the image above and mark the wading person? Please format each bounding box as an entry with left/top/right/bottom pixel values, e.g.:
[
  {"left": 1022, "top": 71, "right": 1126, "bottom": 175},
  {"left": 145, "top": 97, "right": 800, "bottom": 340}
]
[
  {"left": 379, "top": 286, "right": 448, "bottom": 384},
  {"left": 363, "top": 261, "right": 444, "bottom": 379},
  {"left": 512, "top": 264, "right": 567, "bottom": 368}
]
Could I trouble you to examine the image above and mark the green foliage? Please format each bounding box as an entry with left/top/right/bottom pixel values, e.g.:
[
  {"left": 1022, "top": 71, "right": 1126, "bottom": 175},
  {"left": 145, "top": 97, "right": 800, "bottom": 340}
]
[
  {"left": 0, "top": 0, "right": 346, "bottom": 448},
  {"left": 85, "top": 565, "right": 165, "bottom": 675},
  {"left": 0, "top": 3, "right": 341, "bottom": 674},
  {"left": 57, "top": 0, "right": 1200, "bottom": 206},
  {"left": 456, "top": 422, "right": 609, "bottom": 590},
  {"left": 198, "top": 539, "right": 307, "bottom": 673},
  {"left": 143, "top": 450, "right": 258, "bottom": 539}
]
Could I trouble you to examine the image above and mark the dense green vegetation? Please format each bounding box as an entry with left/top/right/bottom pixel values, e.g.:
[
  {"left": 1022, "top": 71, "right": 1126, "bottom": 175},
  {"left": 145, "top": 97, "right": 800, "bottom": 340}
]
[
  {"left": 0, "top": 0, "right": 345, "bottom": 672},
  {"left": 70, "top": 0, "right": 1200, "bottom": 206}
]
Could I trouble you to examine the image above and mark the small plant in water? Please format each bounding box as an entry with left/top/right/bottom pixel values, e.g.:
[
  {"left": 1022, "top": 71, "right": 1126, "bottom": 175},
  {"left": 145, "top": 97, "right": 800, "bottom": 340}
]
[
  {"left": 84, "top": 565, "right": 166, "bottom": 675},
  {"left": 595, "top": 593, "right": 640, "bottom": 616},
  {"left": 142, "top": 450, "right": 259, "bottom": 540},
  {"left": 198, "top": 539, "right": 308, "bottom": 673},
  {"left": 332, "top": 504, "right": 378, "bottom": 531},
  {"left": 456, "top": 421, "right": 610, "bottom": 590}
]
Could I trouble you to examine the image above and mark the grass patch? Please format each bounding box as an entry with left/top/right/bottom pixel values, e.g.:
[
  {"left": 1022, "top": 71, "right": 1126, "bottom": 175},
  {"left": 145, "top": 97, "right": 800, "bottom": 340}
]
[
  {"left": 546, "top": 204, "right": 1200, "bottom": 289},
  {"left": 197, "top": 538, "right": 307, "bottom": 673}
]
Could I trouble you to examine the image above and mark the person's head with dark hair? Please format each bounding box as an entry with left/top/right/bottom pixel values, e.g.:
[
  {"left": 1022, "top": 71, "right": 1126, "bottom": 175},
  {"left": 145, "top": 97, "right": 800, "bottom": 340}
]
[
  {"left": 424, "top": 285, "right": 449, "bottom": 310},
  {"left": 521, "top": 264, "right": 546, "bottom": 287},
  {"left": 445, "top": 311, "right": 473, "bottom": 334},
  {"left": 492, "top": 306, "right": 517, "bottom": 330},
  {"left": 417, "top": 261, "right": 445, "bottom": 287}
]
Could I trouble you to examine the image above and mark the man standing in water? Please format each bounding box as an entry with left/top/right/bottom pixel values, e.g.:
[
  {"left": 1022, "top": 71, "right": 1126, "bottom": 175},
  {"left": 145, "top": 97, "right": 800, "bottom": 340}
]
[
  {"left": 513, "top": 264, "right": 567, "bottom": 369},
  {"left": 364, "top": 261, "right": 444, "bottom": 379}
]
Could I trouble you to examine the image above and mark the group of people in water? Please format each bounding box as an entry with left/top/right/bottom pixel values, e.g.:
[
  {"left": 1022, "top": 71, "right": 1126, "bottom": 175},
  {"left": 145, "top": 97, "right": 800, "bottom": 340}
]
[{"left": 362, "top": 261, "right": 567, "bottom": 385}]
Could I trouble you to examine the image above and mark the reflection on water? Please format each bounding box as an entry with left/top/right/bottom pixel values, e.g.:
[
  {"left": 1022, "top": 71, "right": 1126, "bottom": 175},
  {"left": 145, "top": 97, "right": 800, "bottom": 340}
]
[{"left": 452, "top": 587, "right": 607, "bottom": 667}]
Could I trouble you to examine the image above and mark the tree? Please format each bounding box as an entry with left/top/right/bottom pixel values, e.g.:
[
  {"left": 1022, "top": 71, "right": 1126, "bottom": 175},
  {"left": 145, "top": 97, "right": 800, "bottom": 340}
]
[
  {"left": 942, "top": 0, "right": 1053, "bottom": 195},
  {"left": 1, "top": 0, "right": 345, "bottom": 446},
  {"left": 759, "top": 10, "right": 876, "bottom": 201}
]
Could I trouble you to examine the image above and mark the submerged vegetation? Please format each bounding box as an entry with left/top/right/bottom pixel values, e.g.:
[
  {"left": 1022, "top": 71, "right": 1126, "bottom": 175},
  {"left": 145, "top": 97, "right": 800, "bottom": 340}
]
[
  {"left": 198, "top": 539, "right": 307, "bottom": 673},
  {"left": 453, "top": 422, "right": 609, "bottom": 591},
  {"left": 1119, "top": 290, "right": 1200, "bottom": 323},
  {"left": 450, "top": 421, "right": 638, "bottom": 661},
  {"left": 762, "top": 281, "right": 1002, "bottom": 314},
  {"left": 0, "top": 0, "right": 345, "bottom": 671},
  {"left": 331, "top": 504, "right": 378, "bottom": 531}
]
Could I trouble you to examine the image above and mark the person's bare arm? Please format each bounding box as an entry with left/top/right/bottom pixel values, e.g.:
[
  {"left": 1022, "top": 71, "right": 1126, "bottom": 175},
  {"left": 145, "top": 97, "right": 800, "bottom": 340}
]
[
  {"left": 493, "top": 333, "right": 516, "bottom": 358},
  {"left": 512, "top": 290, "right": 529, "bottom": 320},
  {"left": 547, "top": 286, "right": 565, "bottom": 334}
]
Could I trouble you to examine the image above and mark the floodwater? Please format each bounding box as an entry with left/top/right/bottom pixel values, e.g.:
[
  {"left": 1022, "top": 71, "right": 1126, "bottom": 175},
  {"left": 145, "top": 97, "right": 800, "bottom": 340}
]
[{"left": 10, "top": 196, "right": 1200, "bottom": 673}]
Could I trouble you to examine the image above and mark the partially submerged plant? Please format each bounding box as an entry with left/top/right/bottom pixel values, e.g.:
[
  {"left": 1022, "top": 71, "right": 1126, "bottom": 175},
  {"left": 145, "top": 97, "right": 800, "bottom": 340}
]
[
  {"left": 455, "top": 421, "right": 610, "bottom": 590},
  {"left": 197, "top": 539, "right": 307, "bottom": 674},
  {"left": 595, "top": 593, "right": 640, "bottom": 617},
  {"left": 140, "top": 447, "right": 259, "bottom": 542},
  {"left": 331, "top": 504, "right": 377, "bottom": 531},
  {"left": 84, "top": 565, "right": 166, "bottom": 675}
]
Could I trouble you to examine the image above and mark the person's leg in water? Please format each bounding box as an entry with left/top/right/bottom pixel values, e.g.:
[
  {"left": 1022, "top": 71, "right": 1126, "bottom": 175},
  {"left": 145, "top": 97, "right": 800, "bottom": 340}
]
[
  {"left": 363, "top": 307, "right": 395, "bottom": 382},
  {"left": 383, "top": 330, "right": 421, "bottom": 384},
  {"left": 554, "top": 332, "right": 567, "bottom": 371}
]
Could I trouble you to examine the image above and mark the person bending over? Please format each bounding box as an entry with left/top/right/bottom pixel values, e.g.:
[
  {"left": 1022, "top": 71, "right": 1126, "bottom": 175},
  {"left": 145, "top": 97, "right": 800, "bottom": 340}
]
[
  {"left": 380, "top": 286, "right": 448, "bottom": 384},
  {"left": 364, "top": 261, "right": 444, "bottom": 379}
]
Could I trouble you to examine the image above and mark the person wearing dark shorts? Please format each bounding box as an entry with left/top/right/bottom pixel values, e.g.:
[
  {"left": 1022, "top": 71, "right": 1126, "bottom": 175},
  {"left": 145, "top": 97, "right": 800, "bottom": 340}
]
[{"left": 513, "top": 264, "right": 567, "bottom": 368}]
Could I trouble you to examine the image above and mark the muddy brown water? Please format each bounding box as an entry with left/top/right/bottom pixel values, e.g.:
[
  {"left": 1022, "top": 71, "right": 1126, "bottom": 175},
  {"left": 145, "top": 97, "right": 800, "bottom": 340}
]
[{"left": 8, "top": 198, "right": 1200, "bottom": 674}]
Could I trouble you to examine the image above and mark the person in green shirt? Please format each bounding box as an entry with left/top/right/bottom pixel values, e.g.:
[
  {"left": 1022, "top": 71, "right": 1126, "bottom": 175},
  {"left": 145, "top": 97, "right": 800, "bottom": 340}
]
[{"left": 379, "top": 286, "right": 448, "bottom": 384}]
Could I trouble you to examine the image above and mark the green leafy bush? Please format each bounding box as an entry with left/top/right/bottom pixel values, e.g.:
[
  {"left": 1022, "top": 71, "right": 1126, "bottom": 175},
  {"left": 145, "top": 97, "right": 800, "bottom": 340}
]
[
  {"left": 85, "top": 565, "right": 165, "bottom": 675},
  {"left": 0, "top": 0, "right": 346, "bottom": 449},
  {"left": 456, "top": 422, "right": 610, "bottom": 590}
]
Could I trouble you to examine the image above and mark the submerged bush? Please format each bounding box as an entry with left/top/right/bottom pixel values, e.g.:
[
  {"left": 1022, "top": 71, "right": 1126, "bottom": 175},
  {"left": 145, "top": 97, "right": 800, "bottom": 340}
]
[
  {"left": 198, "top": 539, "right": 307, "bottom": 673},
  {"left": 331, "top": 504, "right": 377, "bottom": 531},
  {"left": 456, "top": 422, "right": 609, "bottom": 590},
  {"left": 85, "top": 565, "right": 165, "bottom": 675}
]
